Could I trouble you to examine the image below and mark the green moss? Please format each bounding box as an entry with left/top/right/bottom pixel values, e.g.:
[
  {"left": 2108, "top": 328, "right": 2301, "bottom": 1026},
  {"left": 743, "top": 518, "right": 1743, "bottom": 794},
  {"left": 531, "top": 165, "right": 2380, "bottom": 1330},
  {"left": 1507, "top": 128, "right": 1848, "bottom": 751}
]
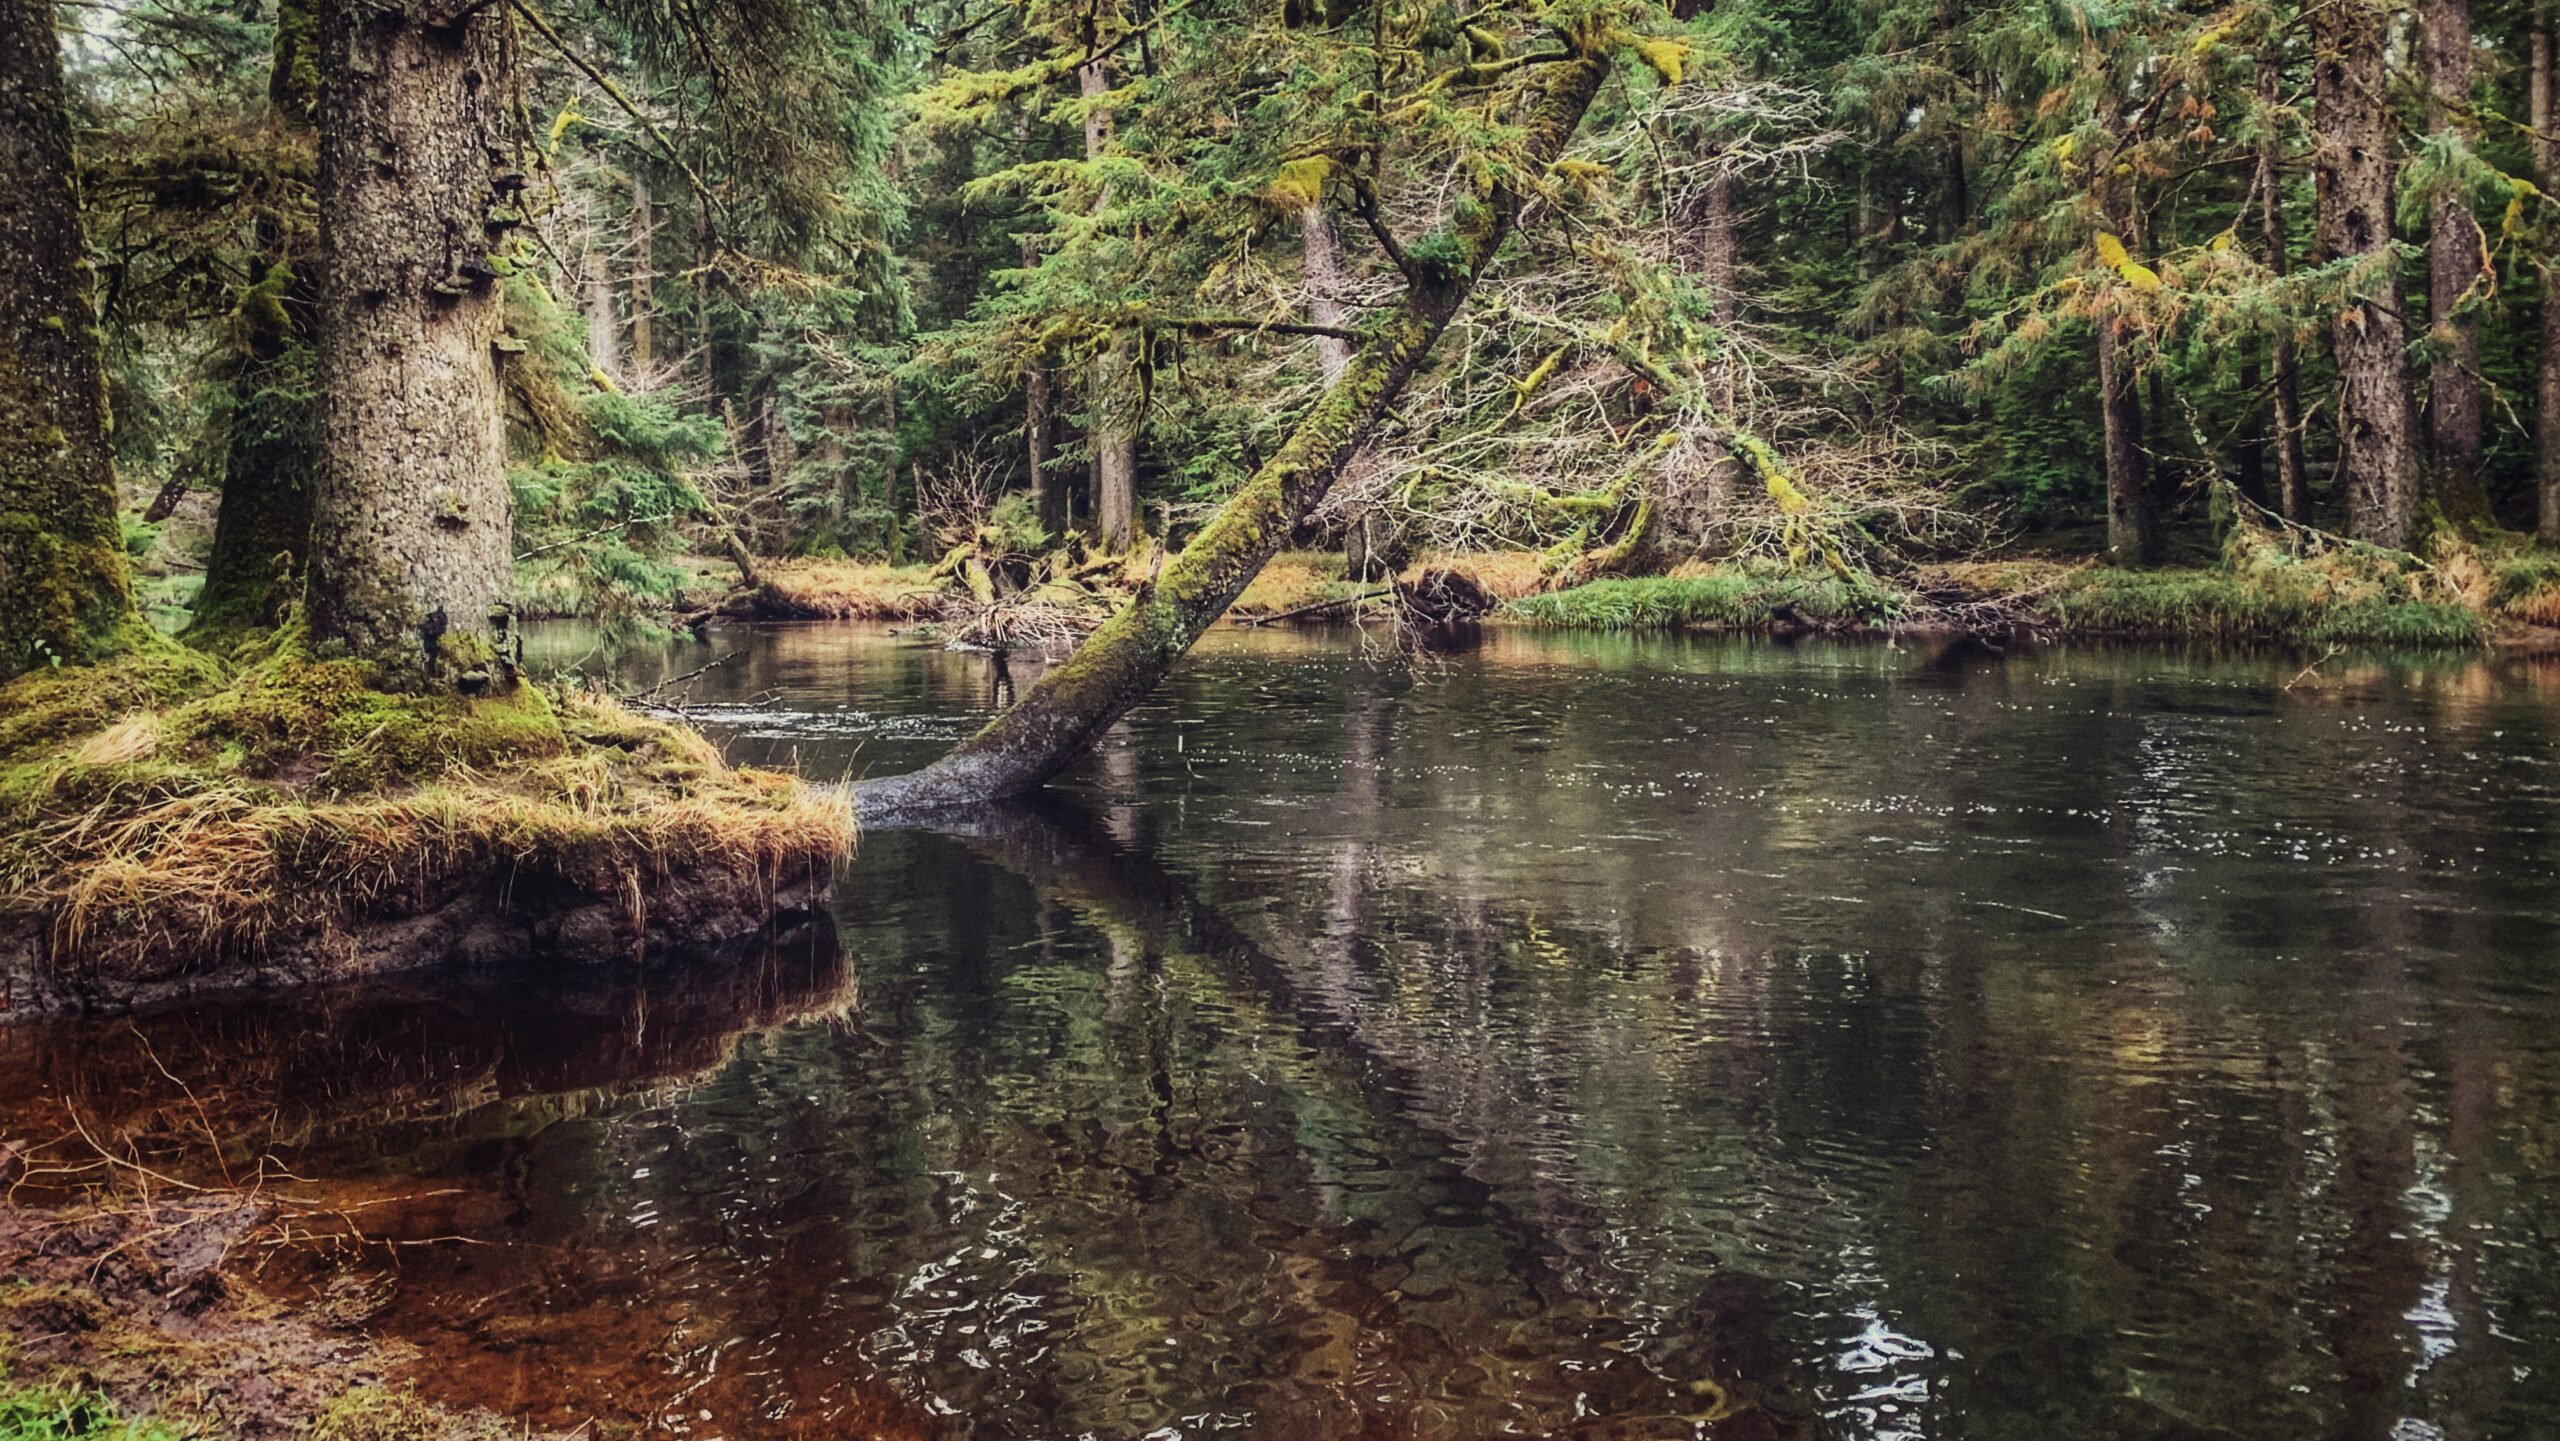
[
  {"left": 1506, "top": 566, "right": 1909, "bottom": 630},
  {"left": 2038, "top": 568, "right": 2483, "bottom": 646},
  {"left": 0, "top": 630, "right": 223, "bottom": 766},
  {"left": 1511, "top": 559, "right": 2489, "bottom": 649},
  {"left": 166, "top": 650, "right": 565, "bottom": 795},
  {"left": 0, "top": 1383, "right": 194, "bottom": 1441}
]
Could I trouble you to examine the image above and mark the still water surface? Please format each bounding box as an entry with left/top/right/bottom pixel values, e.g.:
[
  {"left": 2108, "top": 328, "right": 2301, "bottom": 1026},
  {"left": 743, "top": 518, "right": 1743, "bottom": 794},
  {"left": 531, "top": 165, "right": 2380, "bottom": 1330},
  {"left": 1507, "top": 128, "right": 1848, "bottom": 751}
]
[{"left": 11, "top": 623, "right": 2560, "bottom": 1440}]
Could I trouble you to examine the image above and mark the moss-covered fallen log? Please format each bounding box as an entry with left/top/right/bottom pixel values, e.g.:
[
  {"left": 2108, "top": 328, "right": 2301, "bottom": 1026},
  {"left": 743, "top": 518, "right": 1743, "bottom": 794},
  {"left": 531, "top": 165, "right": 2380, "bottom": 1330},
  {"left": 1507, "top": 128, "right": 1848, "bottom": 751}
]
[{"left": 858, "top": 32, "right": 1617, "bottom": 815}]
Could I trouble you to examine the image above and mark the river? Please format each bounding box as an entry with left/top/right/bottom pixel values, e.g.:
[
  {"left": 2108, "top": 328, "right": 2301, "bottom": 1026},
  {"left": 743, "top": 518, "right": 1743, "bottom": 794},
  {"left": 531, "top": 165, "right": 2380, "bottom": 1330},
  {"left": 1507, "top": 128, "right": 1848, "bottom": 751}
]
[{"left": 8, "top": 622, "right": 2560, "bottom": 1440}]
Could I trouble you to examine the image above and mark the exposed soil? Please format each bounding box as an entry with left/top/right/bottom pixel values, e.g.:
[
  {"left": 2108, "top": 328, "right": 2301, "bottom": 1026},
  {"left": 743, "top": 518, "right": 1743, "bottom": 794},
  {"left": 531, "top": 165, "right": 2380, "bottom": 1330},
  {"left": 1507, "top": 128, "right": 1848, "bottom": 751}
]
[{"left": 0, "top": 1189, "right": 524, "bottom": 1439}]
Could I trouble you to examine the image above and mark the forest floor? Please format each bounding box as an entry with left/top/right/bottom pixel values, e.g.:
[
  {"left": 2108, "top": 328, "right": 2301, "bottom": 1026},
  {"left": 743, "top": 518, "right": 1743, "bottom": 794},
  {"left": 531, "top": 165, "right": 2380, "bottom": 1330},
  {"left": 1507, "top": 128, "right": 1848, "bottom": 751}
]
[
  {"left": 0, "top": 1192, "right": 529, "bottom": 1441},
  {"left": 0, "top": 627, "right": 852, "bottom": 1016}
]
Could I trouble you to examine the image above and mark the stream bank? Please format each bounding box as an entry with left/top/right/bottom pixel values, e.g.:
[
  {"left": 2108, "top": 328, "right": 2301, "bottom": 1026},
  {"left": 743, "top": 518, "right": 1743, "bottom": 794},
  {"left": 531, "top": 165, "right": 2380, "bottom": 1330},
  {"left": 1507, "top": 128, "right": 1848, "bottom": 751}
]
[{"left": 0, "top": 629, "right": 851, "bottom": 1017}]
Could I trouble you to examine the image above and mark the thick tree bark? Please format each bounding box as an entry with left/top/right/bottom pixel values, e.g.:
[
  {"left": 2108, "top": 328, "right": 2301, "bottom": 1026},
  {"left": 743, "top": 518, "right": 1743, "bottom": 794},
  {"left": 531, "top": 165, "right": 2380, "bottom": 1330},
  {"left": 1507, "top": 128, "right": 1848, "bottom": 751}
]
[
  {"left": 193, "top": 0, "right": 320, "bottom": 636},
  {"left": 2255, "top": 55, "right": 2313, "bottom": 524},
  {"left": 1082, "top": 60, "right": 1138, "bottom": 550},
  {"left": 307, "top": 0, "right": 515, "bottom": 687},
  {"left": 859, "top": 43, "right": 1613, "bottom": 815},
  {"left": 0, "top": 0, "right": 134, "bottom": 676},
  {"left": 2314, "top": 0, "right": 2424, "bottom": 549},
  {"left": 2421, "top": 0, "right": 2489, "bottom": 521},
  {"left": 2535, "top": 3, "right": 2560, "bottom": 539}
]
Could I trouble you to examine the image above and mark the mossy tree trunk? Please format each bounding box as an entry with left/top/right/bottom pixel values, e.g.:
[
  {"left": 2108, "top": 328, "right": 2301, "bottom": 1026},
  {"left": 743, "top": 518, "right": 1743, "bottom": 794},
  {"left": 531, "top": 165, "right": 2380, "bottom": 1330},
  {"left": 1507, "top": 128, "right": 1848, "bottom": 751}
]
[
  {"left": 307, "top": 0, "right": 516, "bottom": 688},
  {"left": 2253, "top": 53, "right": 2312, "bottom": 525},
  {"left": 2314, "top": 0, "right": 2423, "bottom": 550},
  {"left": 2534, "top": 2, "right": 2560, "bottom": 540},
  {"left": 0, "top": 0, "right": 135, "bottom": 677},
  {"left": 859, "top": 41, "right": 1614, "bottom": 814},
  {"left": 2420, "top": 0, "right": 2490, "bottom": 523},
  {"left": 193, "top": 0, "right": 321, "bottom": 637}
]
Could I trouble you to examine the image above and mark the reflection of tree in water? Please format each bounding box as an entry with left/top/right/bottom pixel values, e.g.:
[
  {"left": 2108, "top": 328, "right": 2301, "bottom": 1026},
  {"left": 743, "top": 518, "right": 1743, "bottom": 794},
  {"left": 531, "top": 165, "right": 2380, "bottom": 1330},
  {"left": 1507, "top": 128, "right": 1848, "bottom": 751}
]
[
  {"left": 15, "top": 633, "right": 2560, "bottom": 1441},
  {"left": 895, "top": 796, "right": 1826, "bottom": 1440}
]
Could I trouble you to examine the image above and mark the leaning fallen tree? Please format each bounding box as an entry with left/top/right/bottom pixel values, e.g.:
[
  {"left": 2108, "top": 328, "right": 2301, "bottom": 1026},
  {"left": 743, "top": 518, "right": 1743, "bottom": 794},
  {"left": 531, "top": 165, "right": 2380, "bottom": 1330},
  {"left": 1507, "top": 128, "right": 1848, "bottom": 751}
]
[{"left": 861, "top": 21, "right": 1624, "bottom": 814}]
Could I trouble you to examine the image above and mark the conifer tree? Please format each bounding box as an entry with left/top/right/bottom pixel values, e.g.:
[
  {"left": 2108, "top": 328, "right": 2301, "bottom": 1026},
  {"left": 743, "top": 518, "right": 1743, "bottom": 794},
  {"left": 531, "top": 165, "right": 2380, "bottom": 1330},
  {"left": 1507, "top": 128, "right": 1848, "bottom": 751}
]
[{"left": 0, "top": 0, "right": 135, "bottom": 676}]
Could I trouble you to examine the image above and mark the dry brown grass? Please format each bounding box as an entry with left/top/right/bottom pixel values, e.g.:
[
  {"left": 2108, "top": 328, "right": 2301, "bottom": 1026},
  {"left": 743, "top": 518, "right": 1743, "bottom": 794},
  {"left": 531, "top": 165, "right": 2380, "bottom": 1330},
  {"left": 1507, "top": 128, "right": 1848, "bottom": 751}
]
[
  {"left": 1415, "top": 549, "right": 1548, "bottom": 601},
  {"left": 724, "top": 560, "right": 947, "bottom": 621},
  {"left": 2, "top": 646, "right": 855, "bottom": 985}
]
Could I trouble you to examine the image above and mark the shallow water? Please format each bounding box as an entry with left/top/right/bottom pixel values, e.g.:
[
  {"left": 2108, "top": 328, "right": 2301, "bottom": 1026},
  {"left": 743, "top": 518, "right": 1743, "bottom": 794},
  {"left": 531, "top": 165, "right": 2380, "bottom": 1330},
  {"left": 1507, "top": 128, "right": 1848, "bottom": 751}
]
[{"left": 11, "top": 623, "right": 2560, "bottom": 1440}]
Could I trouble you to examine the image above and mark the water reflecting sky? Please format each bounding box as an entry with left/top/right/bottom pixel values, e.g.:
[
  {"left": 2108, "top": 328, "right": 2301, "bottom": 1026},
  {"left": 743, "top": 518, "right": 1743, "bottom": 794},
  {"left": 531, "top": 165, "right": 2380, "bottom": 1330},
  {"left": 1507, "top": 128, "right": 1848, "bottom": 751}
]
[{"left": 9, "top": 623, "right": 2560, "bottom": 1440}]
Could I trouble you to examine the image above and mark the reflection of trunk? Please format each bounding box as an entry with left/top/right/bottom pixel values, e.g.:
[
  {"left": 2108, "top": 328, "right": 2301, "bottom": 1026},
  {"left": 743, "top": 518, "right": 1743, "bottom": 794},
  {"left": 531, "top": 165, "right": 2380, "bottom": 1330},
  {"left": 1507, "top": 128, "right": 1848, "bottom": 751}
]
[
  {"left": 2315, "top": 0, "right": 2423, "bottom": 549},
  {"left": 2255, "top": 56, "right": 2313, "bottom": 524},
  {"left": 2421, "top": 0, "right": 2488, "bottom": 521},
  {"left": 195, "top": 0, "right": 322, "bottom": 637},
  {"left": 1083, "top": 61, "right": 1138, "bottom": 550},
  {"left": 934, "top": 796, "right": 1820, "bottom": 1439},
  {"left": 308, "top": 0, "right": 513, "bottom": 686},
  {"left": 859, "top": 46, "right": 1612, "bottom": 813},
  {"left": 0, "top": 0, "right": 134, "bottom": 674}
]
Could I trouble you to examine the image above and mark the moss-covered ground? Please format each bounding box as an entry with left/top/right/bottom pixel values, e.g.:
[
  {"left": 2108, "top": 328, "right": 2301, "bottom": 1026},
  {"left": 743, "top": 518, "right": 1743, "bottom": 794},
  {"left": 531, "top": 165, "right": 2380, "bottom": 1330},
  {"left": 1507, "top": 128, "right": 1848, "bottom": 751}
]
[
  {"left": 0, "top": 625, "right": 852, "bottom": 988},
  {"left": 1502, "top": 534, "right": 2560, "bottom": 650}
]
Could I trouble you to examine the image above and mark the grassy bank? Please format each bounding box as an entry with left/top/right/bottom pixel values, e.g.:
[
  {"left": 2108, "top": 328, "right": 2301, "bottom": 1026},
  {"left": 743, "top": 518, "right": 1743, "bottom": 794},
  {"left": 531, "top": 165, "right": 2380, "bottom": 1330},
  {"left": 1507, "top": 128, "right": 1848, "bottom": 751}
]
[
  {"left": 1506, "top": 561, "right": 1913, "bottom": 631},
  {"left": 0, "top": 628, "right": 851, "bottom": 1010},
  {"left": 1506, "top": 551, "right": 2509, "bottom": 649},
  {"left": 718, "top": 559, "right": 946, "bottom": 621},
  {"left": 1227, "top": 549, "right": 1549, "bottom": 619}
]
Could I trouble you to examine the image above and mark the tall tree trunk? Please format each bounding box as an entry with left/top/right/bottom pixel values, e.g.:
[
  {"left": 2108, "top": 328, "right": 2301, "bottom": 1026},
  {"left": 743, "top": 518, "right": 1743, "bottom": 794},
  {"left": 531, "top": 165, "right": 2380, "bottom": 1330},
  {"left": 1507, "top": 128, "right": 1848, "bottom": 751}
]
[
  {"left": 2422, "top": 0, "right": 2489, "bottom": 521},
  {"left": 0, "top": 0, "right": 135, "bottom": 676},
  {"left": 307, "top": 0, "right": 514, "bottom": 688},
  {"left": 1023, "top": 235, "right": 1061, "bottom": 535},
  {"left": 2098, "top": 105, "right": 2155, "bottom": 564},
  {"left": 629, "top": 172, "right": 654, "bottom": 371},
  {"left": 1302, "top": 200, "right": 1397, "bottom": 574},
  {"left": 2099, "top": 314, "right": 2155, "bottom": 563},
  {"left": 2256, "top": 55, "right": 2313, "bottom": 524},
  {"left": 193, "top": 0, "right": 321, "bottom": 636},
  {"left": 582, "top": 200, "right": 620, "bottom": 383},
  {"left": 1681, "top": 162, "right": 1745, "bottom": 537},
  {"left": 2314, "top": 0, "right": 2424, "bottom": 549},
  {"left": 1301, "top": 203, "right": 1355, "bottom": 381},
  {"left": 859, "top": 42, "right": 1613, "bottom": 814},
  {"left": 2535, "top": 2, "right": 2560, "bottom": 539},
  {"left": 1082, "top": 60, "right": 1138, "bottom": 550}
]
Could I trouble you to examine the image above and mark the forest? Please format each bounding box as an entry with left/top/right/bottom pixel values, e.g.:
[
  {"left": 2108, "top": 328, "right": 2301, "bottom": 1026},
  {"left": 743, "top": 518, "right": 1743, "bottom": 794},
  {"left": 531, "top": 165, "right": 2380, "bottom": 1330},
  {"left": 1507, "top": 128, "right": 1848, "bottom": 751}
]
[{"left": 5, "top": 0, "right": 2560, "bottom": 1437}]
